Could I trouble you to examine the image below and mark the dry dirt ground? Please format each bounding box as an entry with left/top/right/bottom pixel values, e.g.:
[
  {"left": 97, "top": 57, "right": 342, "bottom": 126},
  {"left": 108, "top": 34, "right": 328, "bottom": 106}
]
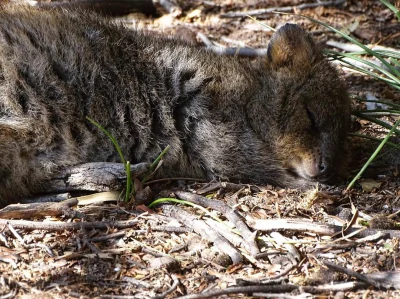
[{"left": 1, "top": 0, "right": 400, "bottom": 298}]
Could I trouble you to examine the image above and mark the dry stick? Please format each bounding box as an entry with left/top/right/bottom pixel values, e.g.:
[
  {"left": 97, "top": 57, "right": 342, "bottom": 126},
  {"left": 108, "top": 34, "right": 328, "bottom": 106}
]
[
  {"left": 83, "top": 239, "right": 101, "bottom": 254},
  {"left": 322, "top": 261, "right": 384, "bottom": 288},
  {"left": 252, "top": 281, "right": 366, "bottom": 297},
  {"left": 20, "top": 192, "right": 71, "bottom": 203},
  {"left": 100, "top": 295, "right": 138, "bottom": 299},
  {"left": 220, "top": 0, "right": 345, "bottom": 18},
  {"left": 46, "top": 162, "right": 149, "bottom": 193},
  {"left": 366, "top": 272, "right": 400, "bottom": 289},
  {"left": 195, "top": 181, "right": 260, "bottom": 195},
  {"left": 89, "top": 231, "right": 126, "bottom": 242},
  {"left": 204, "top": 218, "right": 248, "bottom": 249},
  {"left": 8, "top": 223, "right": 55, "bottom": 257},
  {"left": 161, "top": 204, "right": 243, "bottom": 264},
  {"left": 177, "top": 280, "right": 368, "bottom": 299},
  {"left": 37, "top": 0, "right": 158, "bottom": 16},
  {"left": 175, "top": 284, "right": 299, "bottom": 299},
  {"left": 0, "top": 219, "right": 138, "bottom": 232},
  {"left": 123, "top": 276, "right": 151, "bottom": 288},
  {"left": 235, "top": 276, "right": 287, "bottom": 286},
  {"left": 145, "top": 177, "right": 207, "bottom": 185},
  {"left": 247, "top": 217, "right": 400, "bottom": 238},
  {"left": 197, "top": 32, "right": 268, "bottom": 57},
  {"left": 326, "top": 40, "right": 400, "bottom": 53},
  {"left": 152, "top": 226, "right": 193, "bottom": 234},
  {"left": 270, "top": 232, "right": 301, "bottom": 262},
  {"left": 152, "top": 274, "right": 180, "bottom": 299},
  {"left": 0, "top": 198, "right": 79, "bottom": 219},
  {"left": 174, "top": 191, "right": 260, "bottom": 256}
]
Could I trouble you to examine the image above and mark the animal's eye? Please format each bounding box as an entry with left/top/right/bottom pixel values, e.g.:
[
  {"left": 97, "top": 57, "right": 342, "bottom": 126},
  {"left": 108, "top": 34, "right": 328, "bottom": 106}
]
[{"left": 306, "top": 107, "right": 317, "bottom": 130}]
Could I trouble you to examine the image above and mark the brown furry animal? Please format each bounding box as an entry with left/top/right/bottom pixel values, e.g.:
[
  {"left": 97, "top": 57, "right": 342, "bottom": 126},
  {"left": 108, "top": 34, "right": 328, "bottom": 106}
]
[{"left": 0, "top": 6, "right": 350, "bottom": 203}]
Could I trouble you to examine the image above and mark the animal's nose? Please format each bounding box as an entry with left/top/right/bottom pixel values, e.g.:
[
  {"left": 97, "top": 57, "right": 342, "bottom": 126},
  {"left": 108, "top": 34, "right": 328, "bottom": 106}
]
[
  {"left": 318, "top": 160, "right": 327, "bottom": 173},
  {"left": 316, "top": 159, "right": 332, "bottom": 181}
]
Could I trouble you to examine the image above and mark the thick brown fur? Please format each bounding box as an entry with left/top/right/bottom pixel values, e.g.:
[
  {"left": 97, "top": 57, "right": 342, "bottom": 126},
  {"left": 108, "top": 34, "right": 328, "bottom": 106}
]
[{"left": 0, "top": 6, "right": 351, "bottom": 203}]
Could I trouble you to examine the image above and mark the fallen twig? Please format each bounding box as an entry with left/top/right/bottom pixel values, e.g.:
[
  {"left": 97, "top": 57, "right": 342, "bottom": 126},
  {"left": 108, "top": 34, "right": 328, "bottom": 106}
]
[
  {"left": 270, "top": 232, "right": 301, "bottom": 262},
  {"left": 21, "top": 192, "right": 71, "bottom": 203},
  {"left": 175, "top": 191, "right": 260, "bottom": 256},
  {"left": 175, "top": 284, "right": 299, "bottom": 299},
  {"left": 46, "top": 162, "right": 149, "bottom": 193},
  {"left": 89, "top": 231, "right": 126, "bottom": 242},
  {"left": 204, "top": 218, "right": 248, "bottom": 249},
  {"left": 326, "top": 40, "right": 400, "bottom": 53},
  {"left": 197, "top": 32, "right": 268, "bottom": 57},
  {"left": 196, "top": 181, "right": 260, "bottom": 195},
  {"left": 322, "top": 260, "right": 385, "bottom": 288},
  {"left": 220, "top": 0, "right": 346, "bottom": 18},
  {"left": 247, "top": 217, "right": 400, "bottom": 238},
  {"left": 0, "top": 219, "right": 138, "bottom": 232},
  {"left": 366, "top": 272, "right": 400, "bottom": 289},
  {"left": 152, "top": 274, "right": 180, "bottom": 299},
  {"left": 161, "top": 204, "right": 243, "bottom": 264},
  {"left": 0, "top": 198, "right": 78, "bottom": 219}
]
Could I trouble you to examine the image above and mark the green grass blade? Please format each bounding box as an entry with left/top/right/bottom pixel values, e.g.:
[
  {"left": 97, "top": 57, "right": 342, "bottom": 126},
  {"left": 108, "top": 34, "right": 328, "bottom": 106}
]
[
  {"left": 141, "top": 145, "right": 170, "bottom": 183},
  {"left": 352, "top": 112, "right": 400, "bottom": 136},
  {"left": 86, "top": 116, "right": 134, "bottom": 202},
  {"left": 327, "top": 50, "right": 400, "bottom": 84},
  {"left": 297, "top": 14, "right": 400, "bottom": 78},
  {"left": 86, "top": 116, "right": 126, "bottom": 165},
  {"left": 332, "top": 59, "right": 400, "bottom": 89},
  {"left": 346, "top": 119, "right": 400, "bottom": 191},
  {"left": 380, "top": 0, "right": 400, "bottom": 20},
  {"left": 246, "top": 15, "right": 276, "bottom": 32},
  {"left": 352, "top": 109, "right": 400, "bottom": 114},
  {"left": 343, "top": 50, "right": 400, "bottom": 59}
]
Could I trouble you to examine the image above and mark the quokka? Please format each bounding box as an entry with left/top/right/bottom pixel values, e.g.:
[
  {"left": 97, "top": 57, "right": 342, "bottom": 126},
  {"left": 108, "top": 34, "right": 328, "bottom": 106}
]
[{"left": 0, "top": 5, "right": 350, "bottom": 203}]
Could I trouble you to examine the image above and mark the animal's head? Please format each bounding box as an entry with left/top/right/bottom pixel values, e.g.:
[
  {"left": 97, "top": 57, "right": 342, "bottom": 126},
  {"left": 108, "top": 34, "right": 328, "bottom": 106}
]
[{"left": 255, "top": 24, "right": 351, "bottom": 183}]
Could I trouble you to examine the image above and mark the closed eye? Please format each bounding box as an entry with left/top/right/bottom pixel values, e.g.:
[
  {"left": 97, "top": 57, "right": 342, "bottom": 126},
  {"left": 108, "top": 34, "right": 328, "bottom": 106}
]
[{"left": 306, "top": 107, "right": 318, "bottom": 131}]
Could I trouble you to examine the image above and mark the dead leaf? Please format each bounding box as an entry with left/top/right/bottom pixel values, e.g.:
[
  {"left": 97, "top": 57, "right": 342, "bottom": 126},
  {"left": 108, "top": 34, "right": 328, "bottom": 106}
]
[{"left": 359, "top": 179, "right": 382, "bottom": 192}]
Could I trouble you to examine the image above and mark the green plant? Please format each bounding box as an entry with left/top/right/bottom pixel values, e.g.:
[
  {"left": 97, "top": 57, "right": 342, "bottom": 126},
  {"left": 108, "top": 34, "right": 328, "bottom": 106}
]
[{"left": 86, "top": 116, "right": 169, "bottom": 202}]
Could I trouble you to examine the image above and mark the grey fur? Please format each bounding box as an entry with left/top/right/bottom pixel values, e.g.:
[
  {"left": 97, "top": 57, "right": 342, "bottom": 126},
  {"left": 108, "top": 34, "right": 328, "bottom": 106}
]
[{"left": 0, "top": 6, "right": 350, "bottom": 203}]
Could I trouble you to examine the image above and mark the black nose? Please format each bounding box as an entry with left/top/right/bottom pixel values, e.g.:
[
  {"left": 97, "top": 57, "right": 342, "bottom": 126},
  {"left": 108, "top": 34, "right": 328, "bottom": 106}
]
[
  {"left": 319, "top": 161, "right": 327, "bottom": 173},
  {"left": 317, "top": 159, "right": 332, "bottom": 181}
]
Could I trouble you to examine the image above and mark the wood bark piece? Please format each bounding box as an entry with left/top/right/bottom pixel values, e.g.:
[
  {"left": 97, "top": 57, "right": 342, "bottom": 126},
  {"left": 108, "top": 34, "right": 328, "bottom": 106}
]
[
  {"left": 322, "top": 261, "right": 384, "bottom": 288},
  {"left": 220, "top": 0, "right": 346, "bottom": 18},
  {"left": 46, "top": 162, "right": 149, "bottom": 193},
  {"left": 195, "top": 181, "right": 260, "bottom": 195},
  {"left": 247, "top": 217, "right": 400, "bottom": 238},
  {"left": 197, "top": 32, "right": 268, "bottom": 58},
  {"left": 175, "top": 284, "right": 299, "bottom": 299},
  {"left": 174, "top": 191, "right": 260, "bottom": 256},
  {"left": 0, "top": 219, "right": 138, "bottom": 231},
  {"left": 176, "top": 281, "right": 368, "bottom": 299},
  {"left": 0, "top": 198, "right": 78, "bottom": 219},
  {"left": 366, "top": 272, "right": 400, "bottom": 290},
  {"left": 152, "top": 274, "right": 180, "bottom": 299},
  {"left": 161, "top": 204, "right": 243, "bottom": 264},
  {"left": 204, "top": 218, "right": 248, "bottom": 249},
  {"left": 21, "top": 193, "right": 71, "bottom": 204},
  {"left": 36, "top": 0, "right": 157, "bottom": 16}
]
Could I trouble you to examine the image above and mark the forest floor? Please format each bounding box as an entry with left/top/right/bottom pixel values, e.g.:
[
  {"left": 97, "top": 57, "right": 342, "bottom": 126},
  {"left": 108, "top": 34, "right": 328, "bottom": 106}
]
[{"left": 1, "top": 0, "right": 400, "bottom": 298}]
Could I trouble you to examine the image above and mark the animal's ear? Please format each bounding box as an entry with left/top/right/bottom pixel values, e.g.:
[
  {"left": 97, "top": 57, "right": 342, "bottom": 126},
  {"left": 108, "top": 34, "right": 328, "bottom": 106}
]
[{"left": 267, "top": 23, "right": 323, "bottom": 70}]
